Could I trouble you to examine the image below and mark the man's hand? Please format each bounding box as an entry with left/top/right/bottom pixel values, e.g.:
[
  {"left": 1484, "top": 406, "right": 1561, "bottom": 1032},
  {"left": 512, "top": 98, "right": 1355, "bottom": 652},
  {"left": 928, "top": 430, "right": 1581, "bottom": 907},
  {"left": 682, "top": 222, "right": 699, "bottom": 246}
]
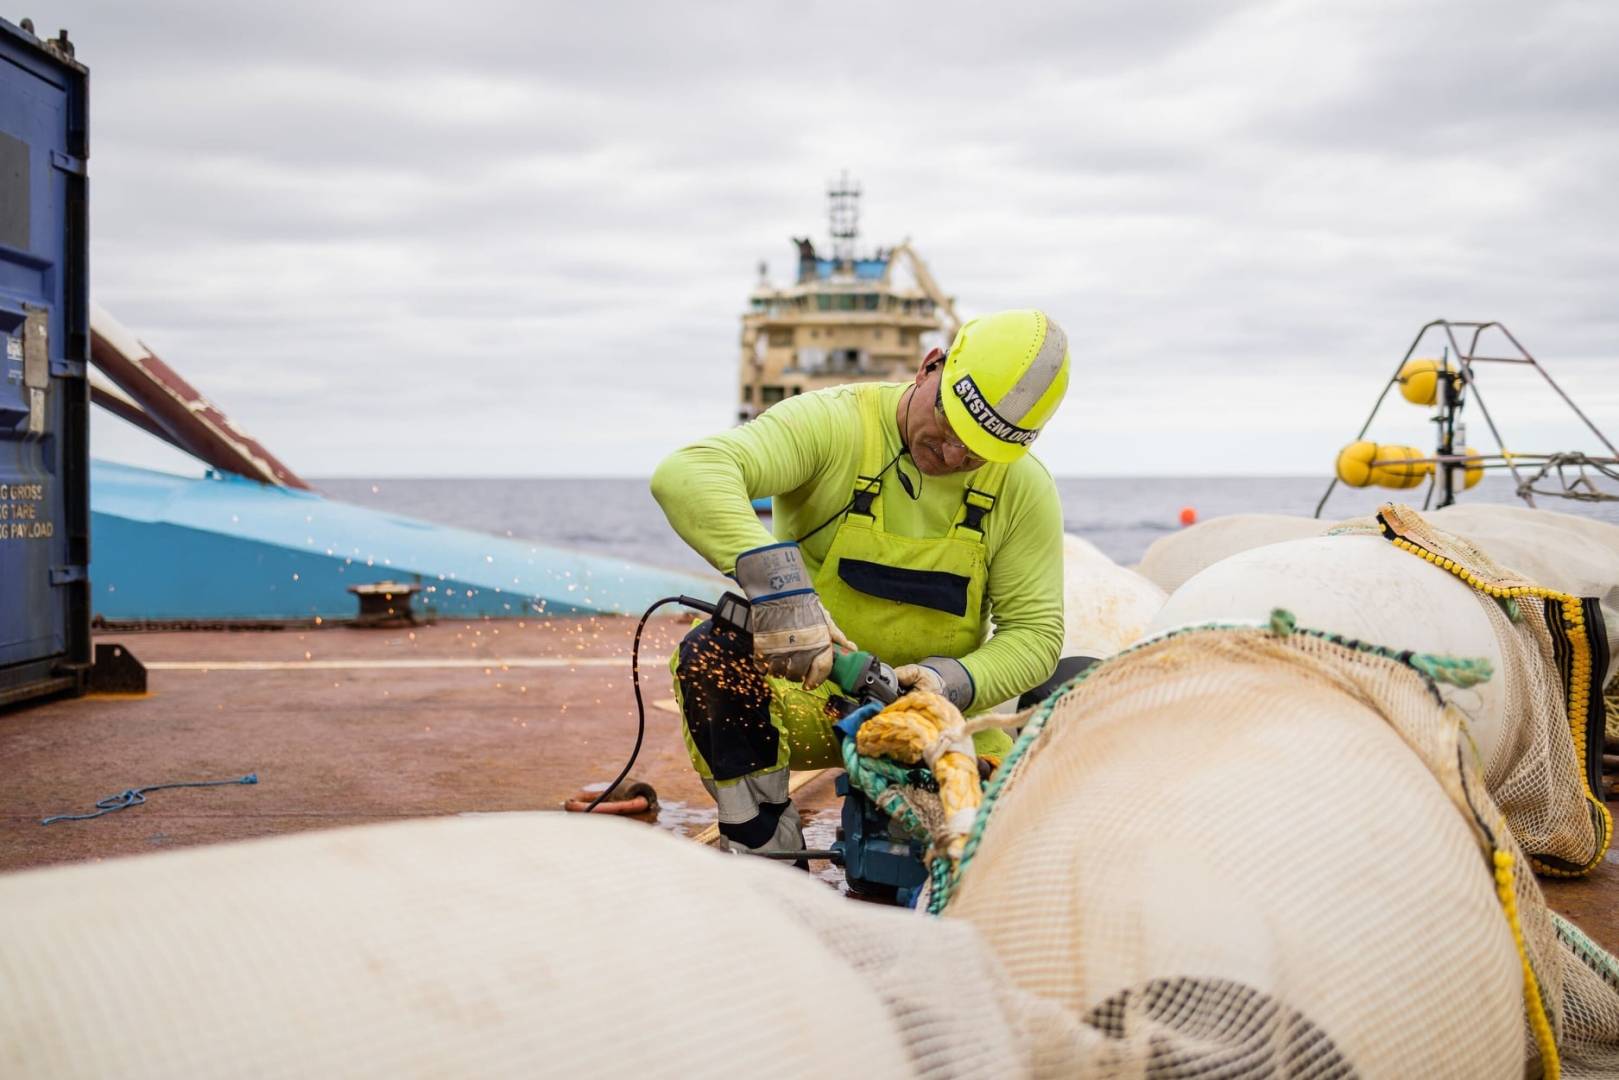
[
  {"left": 893, "top": 657, "right": 975, "bottom": 712},
  {"left": 801, "top": 609, "right": 855, "bottom": 690},
  {"left": 893, "top": 663, "right": 945, "bottom": 695},
  {"left": 734, "top": 543, "right": 855, "bottom": 690}
]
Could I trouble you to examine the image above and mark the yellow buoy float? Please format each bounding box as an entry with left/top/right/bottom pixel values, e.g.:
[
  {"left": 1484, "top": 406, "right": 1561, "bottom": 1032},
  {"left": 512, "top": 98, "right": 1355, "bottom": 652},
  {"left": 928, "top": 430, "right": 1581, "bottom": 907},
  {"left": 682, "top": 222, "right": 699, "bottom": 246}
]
[
  {"left": 1336, "top": 442, "right": 1483, "bottom": 490},
  {"left": 1397, "top": 358, "right": 1455, "bottom": 406},
  {"left": 1336, "top": 441, "right": 1433, "bottom": 489}
]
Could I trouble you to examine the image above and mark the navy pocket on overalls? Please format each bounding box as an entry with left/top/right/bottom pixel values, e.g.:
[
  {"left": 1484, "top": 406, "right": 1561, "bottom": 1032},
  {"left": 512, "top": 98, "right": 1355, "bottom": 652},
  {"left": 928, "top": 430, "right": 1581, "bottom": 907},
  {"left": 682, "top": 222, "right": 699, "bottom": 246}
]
[{"left": 836, "top": 558, "right": 972, "bottom": 616}]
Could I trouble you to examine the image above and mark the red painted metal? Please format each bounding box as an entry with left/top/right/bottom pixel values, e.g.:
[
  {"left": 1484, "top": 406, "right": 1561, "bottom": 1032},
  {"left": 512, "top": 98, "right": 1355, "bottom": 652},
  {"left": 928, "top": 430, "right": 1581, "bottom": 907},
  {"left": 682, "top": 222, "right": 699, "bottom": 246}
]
[{"left": 88, "top": 303, "right": 311, "bottom": 490}]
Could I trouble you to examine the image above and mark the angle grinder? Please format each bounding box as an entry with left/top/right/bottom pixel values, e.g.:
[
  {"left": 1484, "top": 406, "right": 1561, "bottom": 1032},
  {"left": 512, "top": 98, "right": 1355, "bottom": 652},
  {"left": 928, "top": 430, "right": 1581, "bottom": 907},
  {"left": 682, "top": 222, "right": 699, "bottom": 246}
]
[{"left": 698, "top": 590, "right": 900, "bottom": 707}]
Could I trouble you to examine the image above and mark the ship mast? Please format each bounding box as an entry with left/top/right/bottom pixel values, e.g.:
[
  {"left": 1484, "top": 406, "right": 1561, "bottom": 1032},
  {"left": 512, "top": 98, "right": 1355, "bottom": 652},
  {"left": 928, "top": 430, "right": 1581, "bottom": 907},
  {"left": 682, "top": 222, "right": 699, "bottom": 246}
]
[
  {"left": 737, "top": 178, "right": 953, "bottom": 422},
  {"left": 827, "top": 171, "right": 861, "bottom": 272}
]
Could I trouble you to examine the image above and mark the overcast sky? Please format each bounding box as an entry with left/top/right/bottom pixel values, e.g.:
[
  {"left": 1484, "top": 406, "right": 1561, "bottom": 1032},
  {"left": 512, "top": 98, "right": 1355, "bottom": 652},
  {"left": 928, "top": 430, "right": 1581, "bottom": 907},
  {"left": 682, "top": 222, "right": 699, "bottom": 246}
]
[{"left": 44, "top": 0, "right": 1619, "bottom": 477}]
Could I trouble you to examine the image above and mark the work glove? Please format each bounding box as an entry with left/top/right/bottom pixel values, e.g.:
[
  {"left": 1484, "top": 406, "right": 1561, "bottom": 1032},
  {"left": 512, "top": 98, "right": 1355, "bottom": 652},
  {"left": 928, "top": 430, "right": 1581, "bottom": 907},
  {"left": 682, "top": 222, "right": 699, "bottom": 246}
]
[
  {"left": 893, "top": 656, "right": 974, "bottom": 712},
  {"left": 733, "top": 543, "right": 854, "bottom": 690}
]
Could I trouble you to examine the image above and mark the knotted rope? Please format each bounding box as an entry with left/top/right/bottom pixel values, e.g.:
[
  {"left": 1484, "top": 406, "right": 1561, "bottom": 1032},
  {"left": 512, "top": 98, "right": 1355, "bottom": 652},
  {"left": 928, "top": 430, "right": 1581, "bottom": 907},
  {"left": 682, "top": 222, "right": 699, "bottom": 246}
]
[{"left": 41, "top": 774, "right": 259, "bottom": 825}]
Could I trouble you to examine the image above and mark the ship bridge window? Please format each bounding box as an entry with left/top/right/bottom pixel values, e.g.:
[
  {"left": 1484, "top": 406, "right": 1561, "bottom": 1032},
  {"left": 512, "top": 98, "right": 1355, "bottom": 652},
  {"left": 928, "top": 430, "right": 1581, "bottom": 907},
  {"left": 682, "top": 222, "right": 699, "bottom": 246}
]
[
  {"left": 761, "top": 386, "right": 786, "bottom": 406},
  {"left": 816, "top": 295, "right": 832, "bottom": 311},
  {"left": 768, "top": 329, "right": 793, "bottom": 347},
  {"left": 863, "top": 294, "right": 879, "bottom": 310}
]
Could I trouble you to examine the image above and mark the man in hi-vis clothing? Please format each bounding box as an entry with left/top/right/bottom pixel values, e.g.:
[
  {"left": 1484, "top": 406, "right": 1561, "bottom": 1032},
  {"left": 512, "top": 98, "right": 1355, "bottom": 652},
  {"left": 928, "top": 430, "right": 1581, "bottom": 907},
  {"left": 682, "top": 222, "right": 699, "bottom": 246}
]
[{"left": 651, "top": 309, "right": 1070, "bottom": 856}]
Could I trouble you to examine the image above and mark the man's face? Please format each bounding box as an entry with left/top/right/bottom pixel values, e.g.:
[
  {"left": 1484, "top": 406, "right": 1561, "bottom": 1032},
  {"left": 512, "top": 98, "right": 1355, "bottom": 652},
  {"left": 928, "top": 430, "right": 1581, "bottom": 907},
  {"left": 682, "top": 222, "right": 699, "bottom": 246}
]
[{"left": 909, "top": 357, "right": 985, "bottom": 476}]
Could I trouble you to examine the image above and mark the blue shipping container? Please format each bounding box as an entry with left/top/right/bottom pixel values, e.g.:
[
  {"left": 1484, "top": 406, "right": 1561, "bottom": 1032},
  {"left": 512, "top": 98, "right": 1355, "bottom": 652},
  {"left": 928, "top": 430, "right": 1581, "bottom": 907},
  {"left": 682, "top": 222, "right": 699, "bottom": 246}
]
[{"left": 0, "top": 19, "right": 90, "bottom": 707}]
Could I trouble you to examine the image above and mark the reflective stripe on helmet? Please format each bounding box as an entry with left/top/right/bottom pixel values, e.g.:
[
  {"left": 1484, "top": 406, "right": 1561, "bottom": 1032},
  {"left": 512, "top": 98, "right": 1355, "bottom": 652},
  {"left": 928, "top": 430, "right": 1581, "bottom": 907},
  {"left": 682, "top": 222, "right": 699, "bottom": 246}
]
[{"left": 997, "top": 316, "right": 1068, "bottom": 424}]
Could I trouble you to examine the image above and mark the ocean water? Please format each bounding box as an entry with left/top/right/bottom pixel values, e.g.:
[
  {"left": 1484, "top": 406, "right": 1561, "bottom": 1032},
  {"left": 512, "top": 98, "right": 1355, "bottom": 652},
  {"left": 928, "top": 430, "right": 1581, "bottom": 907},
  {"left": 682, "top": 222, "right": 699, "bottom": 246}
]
[{"left": 314, "top": 475, "right": 1619, "bottom": 575}]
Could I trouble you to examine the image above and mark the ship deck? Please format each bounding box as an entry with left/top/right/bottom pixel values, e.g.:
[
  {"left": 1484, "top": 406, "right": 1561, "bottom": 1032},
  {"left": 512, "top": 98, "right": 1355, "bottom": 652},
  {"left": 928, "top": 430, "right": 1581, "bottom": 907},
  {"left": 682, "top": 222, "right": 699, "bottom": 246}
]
[
  {"left": 0, "top": 619, "right": 843, "bottom": 878},
  {"left": 2, "top": 617, "right": 1615, "bottom": 955}
]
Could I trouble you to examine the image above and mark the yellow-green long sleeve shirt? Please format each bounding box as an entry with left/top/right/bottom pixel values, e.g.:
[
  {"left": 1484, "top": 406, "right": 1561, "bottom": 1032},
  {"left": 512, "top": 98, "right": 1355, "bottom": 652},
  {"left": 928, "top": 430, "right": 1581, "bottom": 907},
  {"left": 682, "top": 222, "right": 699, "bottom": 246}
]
[{"left": 650, "top": 383, "right": 1064, "bottom": 708}]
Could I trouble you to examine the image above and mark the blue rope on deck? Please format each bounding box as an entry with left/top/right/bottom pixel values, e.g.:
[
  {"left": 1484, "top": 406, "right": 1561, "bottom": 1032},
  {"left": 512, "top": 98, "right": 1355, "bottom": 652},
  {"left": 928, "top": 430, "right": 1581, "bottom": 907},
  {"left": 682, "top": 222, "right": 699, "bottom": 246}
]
[{"left": 41, "top": 773, "right": 258, "bottom": 825}]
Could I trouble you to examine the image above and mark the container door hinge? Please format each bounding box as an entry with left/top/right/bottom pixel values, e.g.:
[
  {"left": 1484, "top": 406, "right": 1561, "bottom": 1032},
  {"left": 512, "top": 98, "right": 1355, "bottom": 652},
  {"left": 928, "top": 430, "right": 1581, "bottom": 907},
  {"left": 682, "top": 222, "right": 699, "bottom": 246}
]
[
  {"left": 50, "top": 565, "right": 87, "bottom": 585},
  {"left": 22, "top": 304, "right": 48, "bottom": 435},
  {"left": 49, "top": 150, "right": 86, "bottom": 176}
]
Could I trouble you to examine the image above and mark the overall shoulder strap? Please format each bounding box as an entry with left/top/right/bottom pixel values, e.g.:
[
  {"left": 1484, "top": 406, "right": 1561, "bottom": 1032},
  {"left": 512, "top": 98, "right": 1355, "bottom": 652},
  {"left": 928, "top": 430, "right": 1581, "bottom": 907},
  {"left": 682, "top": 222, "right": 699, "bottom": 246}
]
[
  {"left": 951, "top": 461, "right": 1009, "bottom": 539},
  {"left": 848, "top": 385, "right": 895, "bottom": 521}
]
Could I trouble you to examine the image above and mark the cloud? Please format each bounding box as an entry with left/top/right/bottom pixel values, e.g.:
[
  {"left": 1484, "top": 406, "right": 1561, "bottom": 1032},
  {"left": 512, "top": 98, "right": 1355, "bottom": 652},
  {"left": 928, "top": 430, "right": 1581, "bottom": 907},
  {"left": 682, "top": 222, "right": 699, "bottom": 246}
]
[{"left": 45, "top": 0, "right": 1619, "bottom": 478}]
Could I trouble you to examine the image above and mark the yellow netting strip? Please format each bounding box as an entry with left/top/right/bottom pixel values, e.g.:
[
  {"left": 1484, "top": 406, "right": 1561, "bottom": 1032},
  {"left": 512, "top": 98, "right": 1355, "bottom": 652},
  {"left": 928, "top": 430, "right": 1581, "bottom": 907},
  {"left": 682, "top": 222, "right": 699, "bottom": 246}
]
[
  {"left": 1380, "top": 504, "right": 1613, "bottom": 877},
  {"left": 1495, "top": 847, "right": 1562, "bottom": 1080}
]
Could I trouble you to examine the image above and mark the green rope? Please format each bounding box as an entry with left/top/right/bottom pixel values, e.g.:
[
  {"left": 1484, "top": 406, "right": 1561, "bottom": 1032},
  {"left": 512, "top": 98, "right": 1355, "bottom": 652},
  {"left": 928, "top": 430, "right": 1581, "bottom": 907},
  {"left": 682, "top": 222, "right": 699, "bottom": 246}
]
[
  {"left": 1273, "top": 606, "right": 1493, "bottom": 688},
  {"left": 1407, "top": 653, "right": 1495, "bottom": 688},
  {"left": 1552, "top": 911, "right": 1619, "bottom": 993},
  {"left": 929, "top": 656, "right": 1104, "bottom": 914},
  {"left": 840, "top": 738, "right": 930, "bottom": 844}
]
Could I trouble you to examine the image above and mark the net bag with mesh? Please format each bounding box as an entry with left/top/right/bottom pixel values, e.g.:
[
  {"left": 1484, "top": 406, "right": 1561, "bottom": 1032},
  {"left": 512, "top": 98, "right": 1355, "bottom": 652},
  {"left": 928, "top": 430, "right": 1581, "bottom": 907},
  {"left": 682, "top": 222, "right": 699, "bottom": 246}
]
[{"left": 935, "top": 613, "right": 1619, "bottom": 1078}]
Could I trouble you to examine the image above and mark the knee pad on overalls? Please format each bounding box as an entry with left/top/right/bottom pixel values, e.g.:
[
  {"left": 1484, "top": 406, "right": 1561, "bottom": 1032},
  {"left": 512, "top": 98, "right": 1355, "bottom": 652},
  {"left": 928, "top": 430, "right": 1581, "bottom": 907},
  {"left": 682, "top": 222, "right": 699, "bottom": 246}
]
[
  {"left": 702, "top": 771, "right": 804, "bottom": 854},
  {"left": 675, "top": 619, "right": 779, "bottom": 781}
]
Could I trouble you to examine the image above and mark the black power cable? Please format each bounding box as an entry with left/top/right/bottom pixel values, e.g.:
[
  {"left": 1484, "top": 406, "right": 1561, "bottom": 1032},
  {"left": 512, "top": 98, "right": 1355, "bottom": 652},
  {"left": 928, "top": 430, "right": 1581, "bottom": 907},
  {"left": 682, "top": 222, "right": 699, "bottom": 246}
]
[{"left": 582, "top": 594, "right": 720, "bottom": 813}]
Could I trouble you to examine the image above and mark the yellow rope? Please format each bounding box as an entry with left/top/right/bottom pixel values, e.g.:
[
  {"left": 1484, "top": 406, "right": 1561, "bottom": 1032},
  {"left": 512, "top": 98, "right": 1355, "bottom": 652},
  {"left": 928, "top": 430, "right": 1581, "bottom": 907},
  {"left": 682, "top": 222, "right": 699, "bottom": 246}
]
[
  {"left": 855, "top": 691, "right": 982, "bottom": 862},
  {"left": 1494, "top": 848, "right": 1561, "bottom": 1080},
  {"left": 1388, "top": 532, "right": 1613, "bottom": 876}
]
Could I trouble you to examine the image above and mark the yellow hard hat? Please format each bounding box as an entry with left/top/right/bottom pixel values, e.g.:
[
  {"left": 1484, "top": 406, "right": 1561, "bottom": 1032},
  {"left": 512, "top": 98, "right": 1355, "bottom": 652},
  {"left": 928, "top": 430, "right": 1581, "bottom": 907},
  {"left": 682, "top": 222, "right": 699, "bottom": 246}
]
[{"left": 939, "top": 309, "right": 1070, "bottom": 464}]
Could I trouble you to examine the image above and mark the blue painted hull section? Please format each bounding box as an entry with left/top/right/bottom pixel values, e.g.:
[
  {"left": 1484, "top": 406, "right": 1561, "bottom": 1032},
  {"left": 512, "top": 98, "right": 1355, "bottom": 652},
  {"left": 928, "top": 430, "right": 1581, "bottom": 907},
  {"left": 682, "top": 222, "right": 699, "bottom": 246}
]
[{"left": 90, "top": 461, "right": 723, "bottom": 620}]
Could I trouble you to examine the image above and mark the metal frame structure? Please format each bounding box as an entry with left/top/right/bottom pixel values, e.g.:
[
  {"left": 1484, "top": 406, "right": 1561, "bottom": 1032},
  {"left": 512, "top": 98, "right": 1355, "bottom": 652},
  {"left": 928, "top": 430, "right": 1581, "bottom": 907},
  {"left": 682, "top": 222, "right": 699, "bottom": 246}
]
[
  {"left": 1314, "top": 319, "right": 1619, "bottom": 518},
  {"left": 827, "top": 171, "right": 861, "bottom": 267}
]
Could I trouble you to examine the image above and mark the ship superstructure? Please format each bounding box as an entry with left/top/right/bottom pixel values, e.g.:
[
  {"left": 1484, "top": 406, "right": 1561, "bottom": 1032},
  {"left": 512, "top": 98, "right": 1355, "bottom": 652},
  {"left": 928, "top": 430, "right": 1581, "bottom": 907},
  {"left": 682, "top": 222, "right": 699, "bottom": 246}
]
[{"left": 738, "top": 174, "right": 958, "bottom": 421}]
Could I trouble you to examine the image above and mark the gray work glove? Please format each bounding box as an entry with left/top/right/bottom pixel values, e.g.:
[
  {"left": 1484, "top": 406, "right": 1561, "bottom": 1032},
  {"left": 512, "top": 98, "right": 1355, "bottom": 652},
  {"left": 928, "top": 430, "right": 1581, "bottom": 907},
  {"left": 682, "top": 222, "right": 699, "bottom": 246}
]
[
  {"left": 733, "top": 543, "right": 854, "bottom": 689},
  {"left": 894, "top": 656, "right": 974, "bottom": 712}
]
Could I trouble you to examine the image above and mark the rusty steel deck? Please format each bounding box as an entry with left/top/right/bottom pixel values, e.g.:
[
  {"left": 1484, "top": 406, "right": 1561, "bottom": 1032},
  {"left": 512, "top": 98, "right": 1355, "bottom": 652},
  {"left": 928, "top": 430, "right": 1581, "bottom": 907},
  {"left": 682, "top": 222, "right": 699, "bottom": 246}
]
[
  {"left": 2, "top": 617, "right": 1615, "bottom": 956},
  {"left": 0, "top": 618, "right": 840, "bottom": 875}
]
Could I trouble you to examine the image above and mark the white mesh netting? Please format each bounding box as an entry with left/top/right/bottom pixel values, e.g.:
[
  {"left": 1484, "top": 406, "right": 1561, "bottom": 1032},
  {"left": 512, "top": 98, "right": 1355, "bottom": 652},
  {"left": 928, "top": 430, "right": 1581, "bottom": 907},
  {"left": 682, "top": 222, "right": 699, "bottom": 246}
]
[
  {"left": 1331, "top": 504, "right": 1612, "bottom": 876},
  {"left": 0, "top": 812, "right": 1090, "bottom": 1078},
  {"left": 942, "top": 623, "right": 1619, "bottom": 1078}
]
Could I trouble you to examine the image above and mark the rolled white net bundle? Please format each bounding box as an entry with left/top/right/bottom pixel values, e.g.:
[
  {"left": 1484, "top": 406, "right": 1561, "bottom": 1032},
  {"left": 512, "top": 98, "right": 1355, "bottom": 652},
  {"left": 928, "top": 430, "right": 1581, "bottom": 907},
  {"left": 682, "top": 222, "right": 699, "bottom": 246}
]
[
  {"left": 0, "top": 812, "right": 1098, "bottom": 1078},
  {"left": 1060, "top": 533, "right": 1167, "bottom": 659},
  {"left": 1430, "top": 503, "right": 1619, "bottom": 739},
  {"left": 1150, "top": 504, "right": 1612, "bottom": 877},
  {"left": 940, "top": 623, "right": 1619, "bottom": 1078},
  {"left": 1330, "top": 504, "right": 1613, "bottom": 876},
  {"left": 1136, "top": 513, "right": 1335, "bottom": 594}
]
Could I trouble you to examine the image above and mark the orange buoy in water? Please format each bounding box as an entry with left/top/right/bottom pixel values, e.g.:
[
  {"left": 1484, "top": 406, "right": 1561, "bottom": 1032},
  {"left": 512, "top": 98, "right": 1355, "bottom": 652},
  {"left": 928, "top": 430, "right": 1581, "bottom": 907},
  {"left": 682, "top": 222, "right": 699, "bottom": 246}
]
[{"left": 1179, "top": 506, "right": 1197, "bottom": 527}]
